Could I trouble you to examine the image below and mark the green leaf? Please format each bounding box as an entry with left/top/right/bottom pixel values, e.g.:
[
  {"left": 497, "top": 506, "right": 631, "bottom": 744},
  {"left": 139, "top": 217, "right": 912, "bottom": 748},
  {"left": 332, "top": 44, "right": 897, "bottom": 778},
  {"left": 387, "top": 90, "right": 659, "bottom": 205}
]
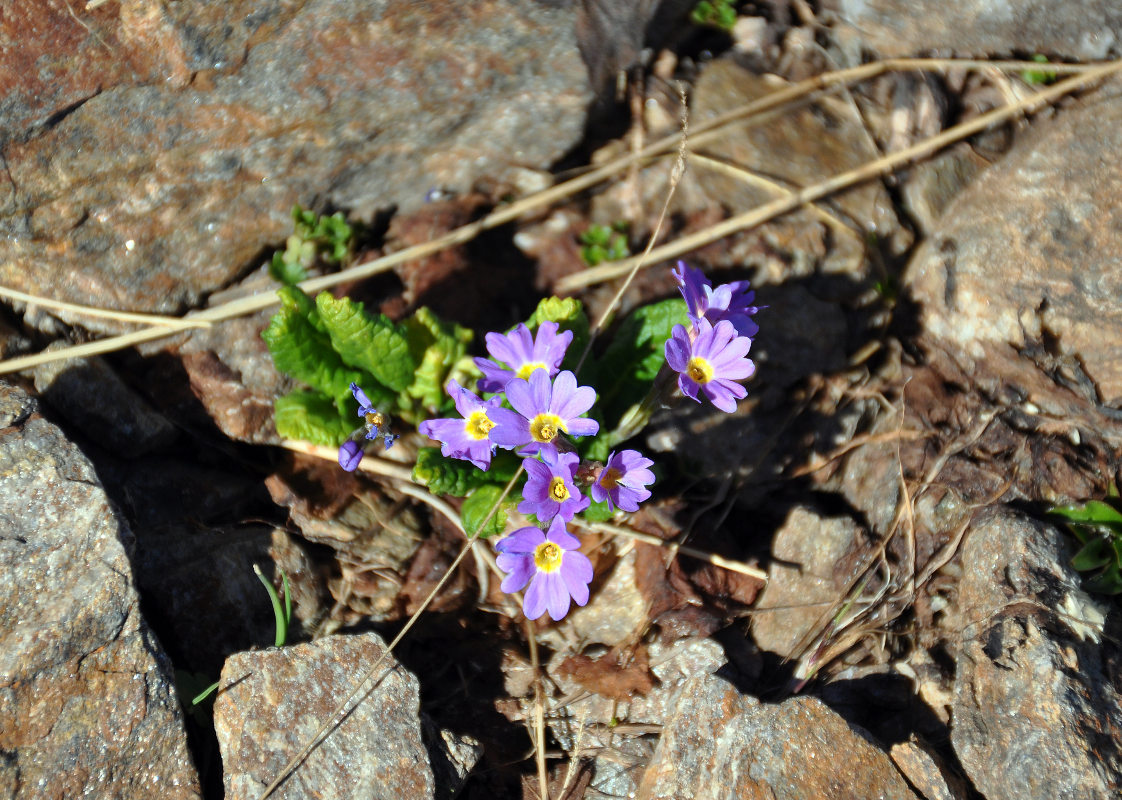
[
  {"left": 461, "top": 484, "right": 510, "bottom": 538},
  {"left": 254, "top": 564, "right": 289, "bottom": 648},
  {"left": 1071, "top": 537, "right": 1113, "bottom": 571},
  {"left": 269, "top": 251, "right": 308, "bottom": 285},
  {"left": 263, "top": 286, "right": 367, "bottom": 406},
  {"left": 413, "top": 448, "right": 491, "bottom": 496},
  {"left": 315, "top": 292, "right": 416, "bottom": 393},
  {"left": 596, "top": 297, "right": 689, "bottom": 423},
  {"left": 1083, "top": 565, "right": 1122, "bottom": 595},
  {"left": 400, "top": 307, "right": 474, "bottom": 416},
  {"left": 1049, "top": 500, "right": 1122, "bottom": 528},
  {"left": 582, "top": 498, "right": 616, "bottom": 523},
  {"left": 273, "top": 391, "right": 353, "bottom": 446}
]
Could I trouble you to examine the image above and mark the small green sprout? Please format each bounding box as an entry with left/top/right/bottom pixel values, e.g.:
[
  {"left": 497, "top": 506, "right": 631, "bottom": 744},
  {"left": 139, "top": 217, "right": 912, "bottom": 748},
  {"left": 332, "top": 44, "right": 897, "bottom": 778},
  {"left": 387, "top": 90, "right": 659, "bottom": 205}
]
[
  {"left": 269, "top": 205, "right": 355, "bottom": 285},
  {"left": 579, "top": 222, "right": 630, "bottom": 267},
  {"left": 1048, "top": 499, "right": 1122, "bottom": 594},
  {"left": 1021, "top": 54, "right": 1058, "bottom": 86},
  {"left": 690, "top": 0, "right": 738, "bottom": 31}
]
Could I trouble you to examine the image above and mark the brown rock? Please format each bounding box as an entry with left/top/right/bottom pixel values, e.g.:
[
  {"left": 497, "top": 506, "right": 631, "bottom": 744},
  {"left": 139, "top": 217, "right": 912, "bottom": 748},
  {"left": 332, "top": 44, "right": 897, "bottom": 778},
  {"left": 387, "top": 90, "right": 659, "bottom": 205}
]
[
  {"left": 903, "top": 86, "right": 1122, "bottom": 406},
  {"left": 637, "top": 674, "right": 919, "bottom": 800},
  {"left": 832, "top": 0, "right": 1122, "bottom": 61},
  {"left": 214, "top": 632, "right": 480, "bottom": 799},
  {"left": 752, "top": 506, "right": 861, "bottom": 658},
  {"left": 0, "top": 0, "right": 590, "bottom": 328},
  {"left": 950, "top": 509, "right": 1122, "bottom": 799}
]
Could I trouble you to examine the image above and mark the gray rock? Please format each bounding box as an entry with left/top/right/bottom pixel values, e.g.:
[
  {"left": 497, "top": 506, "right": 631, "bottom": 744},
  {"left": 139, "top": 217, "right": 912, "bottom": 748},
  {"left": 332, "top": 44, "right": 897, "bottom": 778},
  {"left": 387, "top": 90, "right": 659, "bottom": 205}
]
[
  {"left": 637, "top": 674, "right": 919, "bottom": 799},
  {"left": 832, "top": 0, "right": 1122, "bottom": 60},
  {"left": 33, "top": 347, "right": 178, "bottom": 457},
  {"left": 0, "top": 382, "right": 200, "bottom": 798},
  {"left": 752, "top": 506, "right": 862, "bottom": 659},
  {"left": 214, "top": 632, "right": 480, "bottom": 799},
  {"left": 950, "top": 509, "right": 1122, "bottom": 799},
  {"left": 903, "top": 86, "right": 1122, "bottom": 405},
  {"left": 0, "top": 0, "right": 591, "bottom": 328}
]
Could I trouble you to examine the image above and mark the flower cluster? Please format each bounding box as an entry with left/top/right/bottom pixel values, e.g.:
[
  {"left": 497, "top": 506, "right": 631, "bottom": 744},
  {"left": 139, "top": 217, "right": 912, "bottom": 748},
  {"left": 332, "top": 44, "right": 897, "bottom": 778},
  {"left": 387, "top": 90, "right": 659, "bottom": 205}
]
[
  {"left": 418, "top": 321, "right": 655, "bottom": 621},
  {"left": 665, "top": 262, "right": 758, "bottom": 413}
]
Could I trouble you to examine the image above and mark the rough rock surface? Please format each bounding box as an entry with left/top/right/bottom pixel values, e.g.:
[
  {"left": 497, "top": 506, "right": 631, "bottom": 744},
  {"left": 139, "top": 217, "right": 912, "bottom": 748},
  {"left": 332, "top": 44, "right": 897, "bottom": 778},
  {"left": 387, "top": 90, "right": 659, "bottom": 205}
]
[
  {"left": 903, "top": 86, "right": 1122, "bottom": 406},
  {"left": 831, "top": 0, "right": 1122, "bottom": 60},
  {"left": 214, "top": 632, "right": 480, "bottom": 800},
  {"left": 637, "top": 674, "right": 919, "bottom": 800},
  {"left": 950, "top": 509, "right": 1122, "bottom": 799},
  {"left": 752, "top": 506, "right": 861, "bottom": 658},
  {"left": 0, "top": 0, "right": 590, "bottom": 327},
  {"left": 0, "top": 382, "right": 200, "bottom": 798}
]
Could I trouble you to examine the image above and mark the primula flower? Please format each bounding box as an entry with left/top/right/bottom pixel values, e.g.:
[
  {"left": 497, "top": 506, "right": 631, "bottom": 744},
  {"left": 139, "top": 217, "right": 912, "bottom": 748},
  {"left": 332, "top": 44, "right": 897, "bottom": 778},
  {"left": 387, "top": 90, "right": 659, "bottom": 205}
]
[
  {"left": 673, "top": 261, "right": 759, "bottom": 339},
  {"left": 519, "top": 449, "right": 589, "bottom": 522},
  {"left": 590, "top": 449, "right": 655, "bottom": 512},
  {"left": 495, "top": 516, "right": 593, "bottom": 621},
  {"left": 338, "top": 383, "right": 397, "bottom": 472},
  {"left": 350, "top": 383, "right": 398, "bottom": 449},
  {"left": 418, "top": 380, "right": 502, "bottom": 471},
  {"left": 489, "top": 369, "right": 598, "bottom": 456},
  {"left": 474, "top": 321, "right": 573, "bottom": 394},
  {"left": 665, "top": 318, "right": 755, "bottom": 413}
]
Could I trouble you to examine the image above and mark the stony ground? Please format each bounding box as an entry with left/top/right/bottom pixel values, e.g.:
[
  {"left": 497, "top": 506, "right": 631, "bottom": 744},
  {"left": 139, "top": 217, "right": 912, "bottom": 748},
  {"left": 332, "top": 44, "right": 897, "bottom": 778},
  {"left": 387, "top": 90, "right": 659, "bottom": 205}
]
[{"left": 1, "top": 2, "right": 1121, "bottom": 799}]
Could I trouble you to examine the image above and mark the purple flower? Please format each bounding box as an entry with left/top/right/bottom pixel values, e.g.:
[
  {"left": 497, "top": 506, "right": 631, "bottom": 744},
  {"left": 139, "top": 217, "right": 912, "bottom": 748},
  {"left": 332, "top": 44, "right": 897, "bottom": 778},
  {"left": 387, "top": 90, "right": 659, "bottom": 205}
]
[
  {"left": 673, "top": 261, "right": 759, "bottom": 339},
  {"left": 489, "top": 369, "right": 598, "bottom": 456},
  {"left": 665, "top": 318, "right": 755, "bottom": 413},
  {"left": 350, "top": 382, "right": 398, "bottom": 450},
  {"left": 590, "top": 449, "right": 655, "bottom": 512},
  {"left": 474, "top": 321, "right": 573, "bottom": 394},
  {"left": 338, "top": 440, "right": 364, "bottom": 472},
  {"left": 518, "top": 449, "right": 590, "bottom": 522},
  {"left": 495, "top": 517, "right": 593, "bottom": 621},
  {"left": 418, "top": 380, "right": 502, "bottom": 471}
]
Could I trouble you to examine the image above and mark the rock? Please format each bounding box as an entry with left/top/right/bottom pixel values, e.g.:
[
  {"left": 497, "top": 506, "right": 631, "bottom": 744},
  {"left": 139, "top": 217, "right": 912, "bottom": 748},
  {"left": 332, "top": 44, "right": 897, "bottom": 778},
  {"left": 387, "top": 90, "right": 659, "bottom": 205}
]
[
  {"left": 690, "top": 58, "right": 904, "bottom": 281},
  {"left": 33, "top": 347, "right": 178, "bottom": 457},
  {"left": 889, "top": 738, "right": 967, "bottom": 800},
  {"left": 529, "top": 637, "right": 727, "bottom": 800},
  {"left": 950, "top": 509, "right": 1122, "bottom": 799},
  {"left": 637, "top": 674, "right": 919, "bottom": 799},
  {"left": 752, "top": 506, "right": 861, "bottom": 659},
  {"left": 214, "top": 632, "right": 480, "bottom": 799},
  {"left": 0, "top": 382, "right": 200, "bottom": 798},
  {"left": 832, "top": 0, "right": 1122, "bottom": 61},
  {"left": 903, "top": 86, "right": 1122, "bottom": 406},
  {"left": 0, "top": 0, "right": 591, "bottom": 328}
]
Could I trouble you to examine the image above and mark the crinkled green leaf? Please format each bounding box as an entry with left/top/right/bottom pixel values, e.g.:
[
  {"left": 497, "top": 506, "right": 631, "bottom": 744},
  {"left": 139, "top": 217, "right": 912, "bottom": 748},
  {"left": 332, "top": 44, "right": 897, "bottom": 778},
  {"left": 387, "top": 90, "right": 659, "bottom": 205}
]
[
  {"left": 412, "top": 448, "right": 521, "bottom": 497},
  {"left": 315, "top": 292, "right": 415, "bottom": 393},
  {"left": 274, "top": 391, "right": 353, "bottom": 447},
  {"left": 525, "top": 296, "right": 591, "bottom": 375},
  {"left": 461, "top": 484, "right": 510, "bottom": 538},
  {"left": 269, "top": 251, "right": 308, "bottom": 285},
  {"left": 413, "top": 448, "right": 491, "bottom": 496},
  {"left": 263, "top": 287, "right": 365, "bottom": 406},
  {"left": 1083, "top": 565, "right": 1122, "bottom": 595},
  {"left": 400, "top": 307, "right": 474, "bottom": 416},
  {"left": 596, "top": 297, "right": 689, "bottom": 423}
]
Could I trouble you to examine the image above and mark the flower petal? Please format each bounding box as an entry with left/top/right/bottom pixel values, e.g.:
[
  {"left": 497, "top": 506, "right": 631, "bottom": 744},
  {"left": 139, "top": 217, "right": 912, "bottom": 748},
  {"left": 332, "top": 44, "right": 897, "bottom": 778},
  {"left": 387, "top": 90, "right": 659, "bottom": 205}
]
[
  {"left": 542, "top": 572, "right": 572, "bottom": 621},
  {"left": 498, "top": 555, "right": 535, "bottom": 593},
  {"left": 522, "top": 575, "right": 548, "bottom": 620},
  {"left": 496, "top": 525, "right": 545, "bottom": 555}
]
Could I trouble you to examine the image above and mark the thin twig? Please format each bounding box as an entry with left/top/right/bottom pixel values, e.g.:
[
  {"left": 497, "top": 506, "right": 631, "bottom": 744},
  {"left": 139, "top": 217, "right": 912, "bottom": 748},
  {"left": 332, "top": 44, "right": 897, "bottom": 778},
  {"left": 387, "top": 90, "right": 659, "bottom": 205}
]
[
  {"left": 558, "top": 61, "right": 1122, "bottom": 292},
  {"left": 0, "top": 285, "right": 210, "bottom": 329},
  {"left": 527, "top": 620, "right": 549, "bottom": 800},
  {"left": 574, "top": 518, "right": 768, "bottom": 581}
]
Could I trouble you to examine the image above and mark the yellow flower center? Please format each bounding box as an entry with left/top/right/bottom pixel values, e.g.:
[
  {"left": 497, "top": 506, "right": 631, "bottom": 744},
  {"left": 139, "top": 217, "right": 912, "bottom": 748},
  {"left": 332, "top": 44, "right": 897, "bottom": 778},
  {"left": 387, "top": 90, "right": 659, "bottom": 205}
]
[
  {"left": 515, "top": 361, "right": 548, "bottom": 380},
  {"left": 533, "top": 541, "right": 563, "bottom": 573},
  {"left": 365, "top": 410, "right": 387, "bottom": 429},
  {"left": 686, "top": 356, "right": 714, "bottom": 385},
  {"left": 529, "top": 413, "right": 565, "bottom": 444},
  {"left": 549, "top": 476, "right": 570, "bottom": 502},
  {"left": 464, "top": 410, "right": 494, "bottom": 440},
  {"left": 599, "top": 467, "right": 623, "bottom": 491}
]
